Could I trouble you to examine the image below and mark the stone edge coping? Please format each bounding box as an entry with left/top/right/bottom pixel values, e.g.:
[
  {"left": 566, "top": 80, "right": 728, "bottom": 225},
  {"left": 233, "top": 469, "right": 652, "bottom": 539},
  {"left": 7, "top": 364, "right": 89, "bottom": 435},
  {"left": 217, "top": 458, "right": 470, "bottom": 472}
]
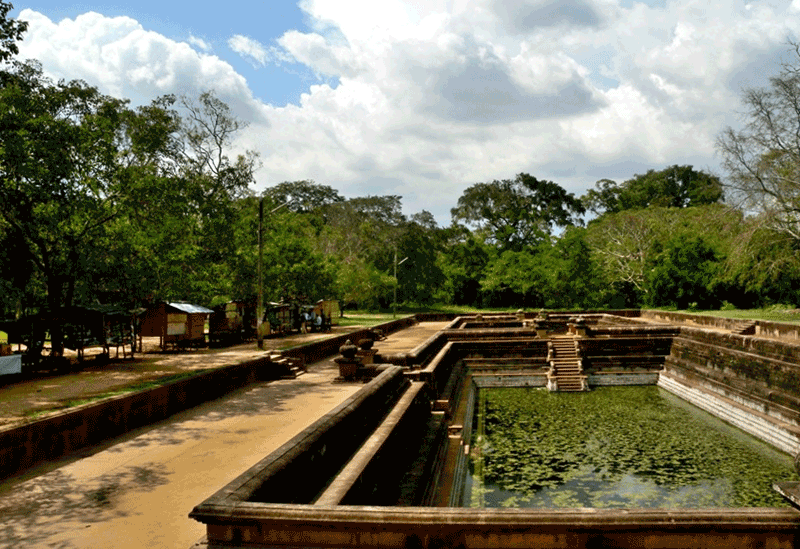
[
  {"left": 189, "top": 501, "right": 800, "bottom": 530},
  {"left": 313, "top": 380, "right": 429, "bottom": 506},
  {"left": 191, "top": 365, "right": 406, "bottom": 508}
]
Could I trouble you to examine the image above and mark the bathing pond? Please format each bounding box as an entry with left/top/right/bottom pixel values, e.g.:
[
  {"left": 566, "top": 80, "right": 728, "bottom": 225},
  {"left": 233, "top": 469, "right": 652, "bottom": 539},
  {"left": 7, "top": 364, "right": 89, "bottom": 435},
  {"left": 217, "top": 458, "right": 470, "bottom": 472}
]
[{"left": 465, "top": 386, "right": 797, "bottom": 509}]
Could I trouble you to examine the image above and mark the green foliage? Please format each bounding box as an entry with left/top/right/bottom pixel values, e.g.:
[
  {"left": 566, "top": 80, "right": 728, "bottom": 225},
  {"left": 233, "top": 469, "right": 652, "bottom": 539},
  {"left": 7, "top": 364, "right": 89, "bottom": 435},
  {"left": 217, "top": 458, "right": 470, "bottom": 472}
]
[
  {"left": 435, "top": 228, "right": 493, "bottom": 306},
  {"left": 480, "top": 247, "right": 549, "bottom": 307},
  {"left": 452, "top": 173, "right": 584, "bottom": 252},
  {"left": 646, "top": 235, "right": 721, "bottom": 309},
  {"left": 582, "top": 165, "right": 723, "bottom": 216},
  {"left": 720, "top": 221, "right": 800, "bottom": 307},
  {"left": 586, "top": 205, "right": 742, "bottom": 307},
  {"left": 395, "top": 213, "right": 446, "bottom": 305},
  {"left": 543, "top": 227, "right": 608, "bottom": 309},
  {"left": 264, "top": 180, "right": 344, "bottom": 214},
  {"left": 470, "top": 387, "right": 795, "bottom": 508},
  {"left": 0, "top": 1, "right": 27, "bottom": 64},
  {"left": 0, "top": 62, "right": 176, "bottom": 317}
]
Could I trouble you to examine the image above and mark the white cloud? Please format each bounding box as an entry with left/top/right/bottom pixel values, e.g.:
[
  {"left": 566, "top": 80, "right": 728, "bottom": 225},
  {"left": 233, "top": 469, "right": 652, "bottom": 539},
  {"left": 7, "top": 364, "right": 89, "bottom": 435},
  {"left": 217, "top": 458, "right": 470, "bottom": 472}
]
[
  {"left": 228, "top": 34, "right": 268, "bottom": 67},
  {"left": 14, "top": 1, "right": 800, "bottom": 223},
  {"left": 188, "top": 35, "right": 211, "bottom": 52},
  {"left": 17, "top": 10, "right": 256, "bottom": 109}
]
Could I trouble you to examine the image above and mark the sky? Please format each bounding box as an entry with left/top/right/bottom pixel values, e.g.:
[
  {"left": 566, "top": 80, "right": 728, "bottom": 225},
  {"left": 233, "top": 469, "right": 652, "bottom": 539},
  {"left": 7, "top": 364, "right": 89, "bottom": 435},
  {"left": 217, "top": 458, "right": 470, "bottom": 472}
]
[{"left": 8, "top": 0, "right": 800, "bottom": 225}]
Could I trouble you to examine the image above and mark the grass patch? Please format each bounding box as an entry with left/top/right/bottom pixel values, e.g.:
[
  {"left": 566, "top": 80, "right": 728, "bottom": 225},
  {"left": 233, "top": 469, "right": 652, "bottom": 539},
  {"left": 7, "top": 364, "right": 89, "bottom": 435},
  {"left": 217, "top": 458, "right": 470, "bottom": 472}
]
[
  {"left": 669, "top": 305, "right": 800, "bottom": 325},
  {"left": 337, "top": 313, "right": 398, "bottom": 327},
  {"left": 22, "top": 371, "right": 202, "bottom": 420}
]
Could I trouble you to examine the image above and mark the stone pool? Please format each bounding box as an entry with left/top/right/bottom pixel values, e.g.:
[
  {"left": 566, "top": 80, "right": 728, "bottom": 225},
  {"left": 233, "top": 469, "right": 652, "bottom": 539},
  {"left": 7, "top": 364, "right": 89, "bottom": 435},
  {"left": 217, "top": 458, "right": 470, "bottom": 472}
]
[{"left": 464, "top": 386, "right": 796, "bottom": 509}]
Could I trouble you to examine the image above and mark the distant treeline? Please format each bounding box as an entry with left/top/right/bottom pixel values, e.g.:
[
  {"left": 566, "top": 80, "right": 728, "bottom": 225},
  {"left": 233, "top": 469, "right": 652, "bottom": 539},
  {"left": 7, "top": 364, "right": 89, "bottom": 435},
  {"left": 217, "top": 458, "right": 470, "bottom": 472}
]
[{"left": 2, "top": 7, "right": 800, "bottom": 315}]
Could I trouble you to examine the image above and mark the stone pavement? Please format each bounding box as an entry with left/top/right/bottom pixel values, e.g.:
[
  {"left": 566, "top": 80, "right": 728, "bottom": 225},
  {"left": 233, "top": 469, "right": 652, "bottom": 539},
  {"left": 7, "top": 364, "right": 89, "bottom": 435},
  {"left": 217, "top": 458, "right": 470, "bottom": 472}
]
[{"left": 0, "top": 321, "right": 449, "bottom": 549}]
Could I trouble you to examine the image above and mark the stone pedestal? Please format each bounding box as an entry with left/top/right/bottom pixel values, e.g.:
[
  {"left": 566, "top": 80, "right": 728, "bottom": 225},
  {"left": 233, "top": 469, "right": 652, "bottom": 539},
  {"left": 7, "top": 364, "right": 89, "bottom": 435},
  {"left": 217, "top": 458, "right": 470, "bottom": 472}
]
[
  {"left": 335, "top": 357, "right": 359, "bottom": 380},
  {"left": 335, "top": 340, "right": 360, "bottom": 380},
  {"left": 357, "top": 349, "right": 378, "bottom": 365}
]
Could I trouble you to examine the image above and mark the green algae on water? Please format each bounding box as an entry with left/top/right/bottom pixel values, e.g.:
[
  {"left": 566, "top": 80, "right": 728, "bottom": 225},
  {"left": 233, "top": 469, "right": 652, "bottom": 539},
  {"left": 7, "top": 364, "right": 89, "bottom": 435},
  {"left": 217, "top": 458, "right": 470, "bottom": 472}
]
[{"left": 466, "top": 386, "right": 797, "bottom": 509}]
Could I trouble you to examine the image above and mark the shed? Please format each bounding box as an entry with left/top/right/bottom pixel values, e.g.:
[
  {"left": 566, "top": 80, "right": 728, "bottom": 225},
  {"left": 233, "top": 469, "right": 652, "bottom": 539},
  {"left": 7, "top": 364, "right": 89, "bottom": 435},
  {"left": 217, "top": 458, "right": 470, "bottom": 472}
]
[
  {"left": 314, "top": 299, "right": 340, "bottom": 326},
  {"left": 209, "top": 300, "right": 257, "bottom": 345},
  {"left": 138, "top": 302, "right": 213, "bottom": 350}
]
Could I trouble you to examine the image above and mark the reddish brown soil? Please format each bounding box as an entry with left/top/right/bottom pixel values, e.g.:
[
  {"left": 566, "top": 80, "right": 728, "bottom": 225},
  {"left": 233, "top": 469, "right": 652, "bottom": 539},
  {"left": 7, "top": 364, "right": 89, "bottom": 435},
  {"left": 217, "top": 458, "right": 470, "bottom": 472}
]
[{"left": 0, "top": 326, "right": 361, "bottom": 428}]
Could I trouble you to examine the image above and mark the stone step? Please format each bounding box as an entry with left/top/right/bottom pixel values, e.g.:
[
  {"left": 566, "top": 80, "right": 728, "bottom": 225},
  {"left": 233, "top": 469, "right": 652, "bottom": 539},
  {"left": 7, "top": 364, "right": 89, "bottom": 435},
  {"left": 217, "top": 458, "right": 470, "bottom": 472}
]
[{"left": 658, "top": 374, "right": 800, "bottom": 455}]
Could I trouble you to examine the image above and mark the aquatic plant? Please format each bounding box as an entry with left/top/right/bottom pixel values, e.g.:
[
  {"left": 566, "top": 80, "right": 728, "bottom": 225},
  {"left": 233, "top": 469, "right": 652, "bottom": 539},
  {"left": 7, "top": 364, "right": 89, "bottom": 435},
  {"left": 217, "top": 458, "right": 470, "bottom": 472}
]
[{"left": 469, "top": 386, "right": 796, "bottom": 508}]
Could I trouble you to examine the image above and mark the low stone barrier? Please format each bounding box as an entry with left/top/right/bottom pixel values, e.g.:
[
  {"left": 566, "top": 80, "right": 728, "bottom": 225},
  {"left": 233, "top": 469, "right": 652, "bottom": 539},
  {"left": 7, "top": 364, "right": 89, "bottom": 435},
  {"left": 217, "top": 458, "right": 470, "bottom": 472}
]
[
  {"left": 238, "top": 366, "right": 410, "bottom": 505},
  {"left": 314, "top": 380, "right": 432, "bottom": 506},
  {"left": 0, "top": 355, "right": 277, "bottom": 480},
  {"left": 281, "top": 317, "right": 416, "bottom": 364}
]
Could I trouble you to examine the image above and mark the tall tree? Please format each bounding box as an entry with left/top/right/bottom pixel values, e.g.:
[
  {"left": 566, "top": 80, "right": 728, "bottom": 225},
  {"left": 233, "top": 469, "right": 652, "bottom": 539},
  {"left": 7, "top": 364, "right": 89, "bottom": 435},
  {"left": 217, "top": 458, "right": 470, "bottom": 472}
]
[
  {"left": 646, "top": 235, "right": 722, "bottom": 310},
  {"left": 315, "top": 195, "right": 407, "bottom": 309},
  {"left": 717, "top": 44, "right": 800, "bottom": 242},
  {"left": 394, "top": 211, "right": 445, "bottom": 306},
  {"left": 0, "top": 1, "right": 27, "bottom": 64},
  {"left": 582, "top": 165, "right": 723, "bottom": 216},
  {"left": 452, "top": 173, "right": 584, "bottom": 252},
  {"left": 264, "top": 180, "right": 344, "bottom": 214},
  {"left": 0, "top": 61, "right": 179, "bottom": 350},
  {"left": 173, "top": 91, "right": 259, "bottom": 302}
]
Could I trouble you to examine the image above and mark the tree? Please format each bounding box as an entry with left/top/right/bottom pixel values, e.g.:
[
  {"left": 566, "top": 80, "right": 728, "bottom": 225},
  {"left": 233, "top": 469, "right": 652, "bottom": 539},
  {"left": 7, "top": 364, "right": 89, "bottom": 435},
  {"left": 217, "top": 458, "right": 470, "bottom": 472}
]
[
  {"left": 646, "top": 235, "right": 722, "bottom": 310},
  {"left": 314, "top": 195, "right": 407, "bottom": 309},
  {"left": 264, "top": 180, "right": 344, "bottom": 214},
  {"left": 394, "top": 212, "right": 445, "bottom": 306},
  {"left": 544, "top": 227, "right": 607, "bottom": 309},
  {"left": 0, "top": 1, "right": 27, "bottom": 64},
  {"left": 171, "top": 91, "right": 259, "bottom": 302},
  {"left": 480, "top": 246, "right": 550, "bottom": 307},
  {"left": 720, "top": 219, "right": 800, "bottom": 306},
  {"left": 586, "top": 204, "right": 740, "bottom": 307},
  {"left": 436, "top": 227, "right": 492, "bottom": 306},
  {"left": 0, "top": 61, "right": 180, "bottom": 350},
  {"left": 585, "top": 209, "right": 660, "bottom": 299},
  {"left": 451, "top": 173, "right": 584, "bottom": 252},
  {"left": 582, "top": 166, "right": 723, "bottom": 216},
  {"left": 717, "top": 45, "right": 800, "bottom": 242}
]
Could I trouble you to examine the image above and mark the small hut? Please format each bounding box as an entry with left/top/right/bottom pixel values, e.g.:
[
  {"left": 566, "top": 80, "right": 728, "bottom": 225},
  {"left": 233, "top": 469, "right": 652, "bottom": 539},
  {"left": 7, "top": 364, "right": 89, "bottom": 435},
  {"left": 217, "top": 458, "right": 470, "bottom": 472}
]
[
  {"left": 138, "top": 302, "right": 213, "bottom": 350},
  {"left": 209, "top": 300, "right": 257, "bottom": 345},
  {"left": 314, "top": 299, "right": 340, "bottom": 327}
]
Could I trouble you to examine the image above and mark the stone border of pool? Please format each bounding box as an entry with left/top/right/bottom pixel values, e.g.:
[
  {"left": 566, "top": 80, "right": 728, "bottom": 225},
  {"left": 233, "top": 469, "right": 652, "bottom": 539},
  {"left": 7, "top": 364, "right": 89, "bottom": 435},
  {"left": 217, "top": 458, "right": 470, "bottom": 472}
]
[{"left": 189, "top": 311, "right": 800, "bottom": 549}]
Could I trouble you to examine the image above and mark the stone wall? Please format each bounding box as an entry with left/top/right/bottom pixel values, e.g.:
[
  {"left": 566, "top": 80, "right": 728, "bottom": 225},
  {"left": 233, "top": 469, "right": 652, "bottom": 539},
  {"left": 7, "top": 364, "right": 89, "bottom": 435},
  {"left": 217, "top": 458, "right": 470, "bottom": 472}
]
[
  {"left": 242, "top": 366, "right": 412, "bottom": 505},
  {"left": 659, "top": 325, "right": 800, "bottom": 454},
  {"left": 580, "top": 334, "right": 674, "bottom": 375},
  {"left": 640, "top": 310, "right": 800, "bottom": 341},
  {"left": 0, "top": 355, "right": 276, "bottom": 480},
  {"left": 281, "top": 317, "right": 417, "bottom": 364}
]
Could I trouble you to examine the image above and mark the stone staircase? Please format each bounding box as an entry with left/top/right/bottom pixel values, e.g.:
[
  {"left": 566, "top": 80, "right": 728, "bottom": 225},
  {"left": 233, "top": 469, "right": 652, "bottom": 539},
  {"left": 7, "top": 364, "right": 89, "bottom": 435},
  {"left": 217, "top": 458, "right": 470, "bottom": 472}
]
[
  {"left": 269, "top": 353, "right": 306, "bottom": 379},
  {"left": 547, "top": 337, "right": 588, "bottom": 392},
  {"left": 732, "top": 321, "right": 756, "bottom": 336}
]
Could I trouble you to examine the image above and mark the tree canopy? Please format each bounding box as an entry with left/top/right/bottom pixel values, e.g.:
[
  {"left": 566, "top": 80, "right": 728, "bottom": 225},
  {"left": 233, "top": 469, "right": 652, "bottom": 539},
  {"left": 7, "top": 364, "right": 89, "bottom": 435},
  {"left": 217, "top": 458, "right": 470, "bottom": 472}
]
[
  {"left": 582, "top": 165, "right": 723, "bottom": 216},
  {"left": 451, "top": 173, "right": 584, "bottom": 252},
  {"left": 718, "top": 44, "right": 800, "bottom": 242},
  {"left": 0, "top": 1, "right": 26, "bottom": 64}
]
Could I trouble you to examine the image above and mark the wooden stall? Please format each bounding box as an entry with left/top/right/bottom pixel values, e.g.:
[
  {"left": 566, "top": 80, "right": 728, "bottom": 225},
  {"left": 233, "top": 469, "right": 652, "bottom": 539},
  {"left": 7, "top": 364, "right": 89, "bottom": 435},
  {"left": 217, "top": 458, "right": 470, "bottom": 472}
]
[
  {"left": 314, "top": 299, "right": 340, "bottom": 327},
  {"left": 138, "top": 302, "right": 213, "bottom": 350},
  {"left": 209, "top": 300, "right": 257, "bottom": 345},
  {"left": 264, "top": 302, "right": 297, "bottom": 335}
]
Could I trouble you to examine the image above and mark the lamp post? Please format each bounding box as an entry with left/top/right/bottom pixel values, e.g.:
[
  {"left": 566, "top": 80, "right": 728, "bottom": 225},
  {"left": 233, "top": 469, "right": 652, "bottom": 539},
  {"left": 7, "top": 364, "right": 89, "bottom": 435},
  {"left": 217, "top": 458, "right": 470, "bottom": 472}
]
[
  {"left": 393, "top": 248, "right": 408, "bottom": 319},
  {"left": 257, "top": 199, "right": 290, "bottom": 350}
]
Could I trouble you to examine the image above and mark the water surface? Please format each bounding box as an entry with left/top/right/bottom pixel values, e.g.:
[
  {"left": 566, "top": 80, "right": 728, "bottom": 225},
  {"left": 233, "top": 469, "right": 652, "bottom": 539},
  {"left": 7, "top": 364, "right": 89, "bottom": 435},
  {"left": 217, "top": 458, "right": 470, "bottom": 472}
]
[{"left": 466, "top": 386, "right": 796, "bottom": 508}]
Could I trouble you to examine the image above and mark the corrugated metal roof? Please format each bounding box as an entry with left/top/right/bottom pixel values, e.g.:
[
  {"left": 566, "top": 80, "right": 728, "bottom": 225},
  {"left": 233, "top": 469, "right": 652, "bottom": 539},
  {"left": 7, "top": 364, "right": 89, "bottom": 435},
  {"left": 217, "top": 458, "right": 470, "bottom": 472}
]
[{"left": 168, "top": 302, "right": 214, "bottom": 314}]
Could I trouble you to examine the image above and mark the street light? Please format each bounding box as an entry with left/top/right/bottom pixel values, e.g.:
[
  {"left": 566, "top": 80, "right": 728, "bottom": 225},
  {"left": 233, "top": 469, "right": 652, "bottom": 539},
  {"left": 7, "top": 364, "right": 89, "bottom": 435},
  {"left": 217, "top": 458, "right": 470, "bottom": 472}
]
[
  {"left": 257, "top": 199, "right": 290, "bottom": 350},
  {"left": 393, "top": 249, "right": 408, "bottom": 319}
]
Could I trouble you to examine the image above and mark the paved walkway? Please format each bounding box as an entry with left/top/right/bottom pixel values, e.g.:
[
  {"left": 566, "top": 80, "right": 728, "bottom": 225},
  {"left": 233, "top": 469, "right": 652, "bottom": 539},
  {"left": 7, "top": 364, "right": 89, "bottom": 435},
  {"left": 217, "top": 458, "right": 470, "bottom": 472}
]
[{"left": 0, "top": 321, "right": 449, "bottom": 549}]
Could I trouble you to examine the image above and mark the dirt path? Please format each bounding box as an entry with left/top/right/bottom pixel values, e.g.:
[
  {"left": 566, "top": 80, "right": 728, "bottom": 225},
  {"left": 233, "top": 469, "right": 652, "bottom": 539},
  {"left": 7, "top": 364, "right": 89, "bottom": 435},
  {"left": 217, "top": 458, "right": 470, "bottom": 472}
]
[
  {"left": 0, "top": 326, "right": 362, "bottom": 428},
  {"left": 0, "top": 320, "right": 449, "bottom": 549}
]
